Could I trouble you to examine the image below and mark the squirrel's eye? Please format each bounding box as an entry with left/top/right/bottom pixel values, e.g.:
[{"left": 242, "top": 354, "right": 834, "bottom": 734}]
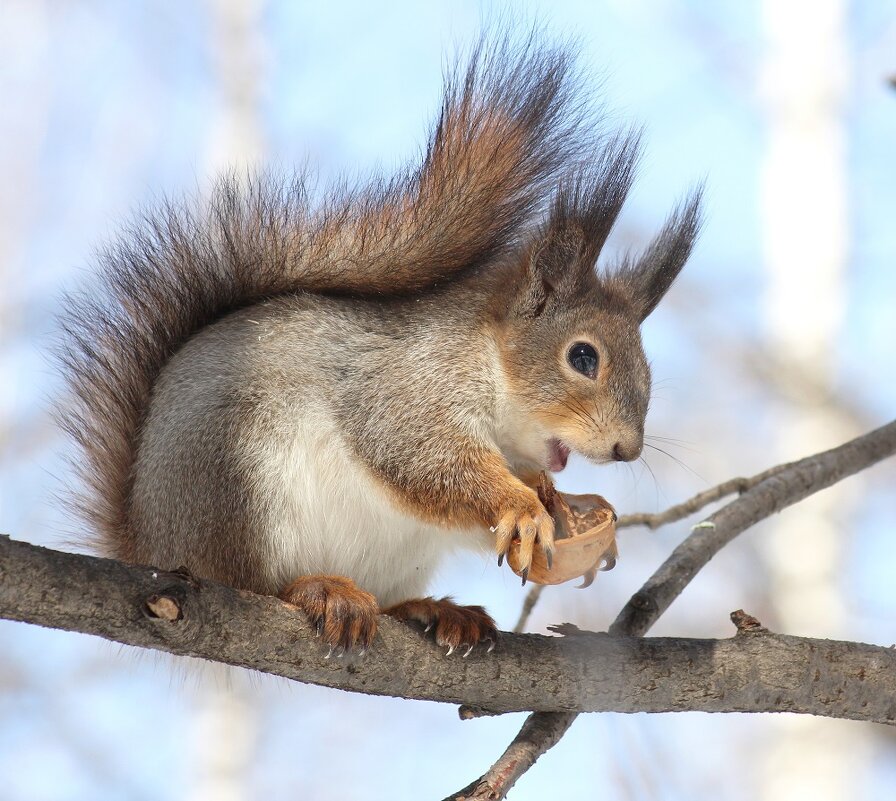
[{"left": 568, "top": 342, "right": 598, "bottom": 378}]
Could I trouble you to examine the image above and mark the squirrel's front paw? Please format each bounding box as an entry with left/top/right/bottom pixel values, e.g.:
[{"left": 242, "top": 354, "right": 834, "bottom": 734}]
[
  {"left": 279, "top": 574, "right": 379, "bottom": 655},
  {"left": 383, "top": 597, "right": 498, "bottom": 656},
  {"left": 493, "top": 492, "right": 555, "bottom": 585}
]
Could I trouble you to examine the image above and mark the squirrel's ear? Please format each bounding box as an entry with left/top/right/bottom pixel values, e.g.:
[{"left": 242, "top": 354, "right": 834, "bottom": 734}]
[
  {"left": 617, "top": 189, "right": 703, "bottom": 322},
  {"left": 515, "top": 132, "right": 640, "bottom": 318},
  {"left": 515, "top": 232, "right": 584, "bottom": 317},
  {"left": 514, "top": 239, "right": 558, "bottom": 318}
]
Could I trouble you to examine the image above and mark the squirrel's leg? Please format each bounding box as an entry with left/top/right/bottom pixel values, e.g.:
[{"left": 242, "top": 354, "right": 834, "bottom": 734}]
[
  {"left": 447, "top": 450, "right": 556, "bottom": 584},
  {"left": 279, "top": 575, "right": 379, "bottom": 654},
  {"left": 379, "top": 445, "right": 556, "bottom": 582},
  {"left": 381, "top": 597, "right": 497, "bottom": 656},
  {"left": 382, "top": 444, "right": 554, "bottom": 584}
]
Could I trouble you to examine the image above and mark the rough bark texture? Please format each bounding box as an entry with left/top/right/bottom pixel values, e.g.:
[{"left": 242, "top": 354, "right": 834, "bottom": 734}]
[{"left": 1, "top": 535, "right": 895, "bottom": 722}]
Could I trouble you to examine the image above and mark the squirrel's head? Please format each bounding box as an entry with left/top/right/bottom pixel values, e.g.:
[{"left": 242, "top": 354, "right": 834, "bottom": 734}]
[{"left": 495, "top": 136, "right": 702, "bottom": 472}]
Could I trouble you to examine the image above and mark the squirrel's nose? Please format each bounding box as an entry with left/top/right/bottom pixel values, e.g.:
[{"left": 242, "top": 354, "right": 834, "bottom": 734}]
[{"left": 612, "top": 440, "right": 642, "bottom": 462}]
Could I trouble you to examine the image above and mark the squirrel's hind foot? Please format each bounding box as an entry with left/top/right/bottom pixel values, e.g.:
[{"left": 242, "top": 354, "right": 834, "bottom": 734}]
[
  {"left": 383, "top": 597, "right": 497, "bottom": 656},
  {"left": 279, "top": 574, "right": 379, "bottom": 654}
]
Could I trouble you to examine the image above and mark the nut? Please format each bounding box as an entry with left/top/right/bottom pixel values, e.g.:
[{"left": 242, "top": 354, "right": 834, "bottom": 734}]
[{"left": 506, "top": 472, "right": 618, "bottom": 587}]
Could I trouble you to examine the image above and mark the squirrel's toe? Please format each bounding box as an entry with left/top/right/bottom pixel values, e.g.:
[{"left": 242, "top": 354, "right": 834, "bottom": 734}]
[
  {"left": 383, "top": 597, "right": 498, "bottom": 655},
  {"left": 279, "top": 574, "right": 379, "bottom": 653}
]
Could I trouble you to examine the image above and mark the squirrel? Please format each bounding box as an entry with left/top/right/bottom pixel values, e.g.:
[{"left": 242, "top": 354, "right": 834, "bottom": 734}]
[{"left": 59, "top": 36, "right": 701, "bottom": 656}]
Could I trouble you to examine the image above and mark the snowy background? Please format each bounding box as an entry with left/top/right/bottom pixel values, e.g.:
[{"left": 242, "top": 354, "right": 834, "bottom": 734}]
[{"left": 1, "top": 1, "right": 895, "bottom": 799}]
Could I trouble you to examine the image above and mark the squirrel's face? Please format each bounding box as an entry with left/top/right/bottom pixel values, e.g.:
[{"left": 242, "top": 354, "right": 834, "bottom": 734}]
[
  {"left": 497, "top": 300, "right": 651, "bottom": 471},
  {"left": 495, "top": 172, "right": 700, "bottom": 471},
  {"left": 494, "top": 178, "right": 701, "bottom": 472}
]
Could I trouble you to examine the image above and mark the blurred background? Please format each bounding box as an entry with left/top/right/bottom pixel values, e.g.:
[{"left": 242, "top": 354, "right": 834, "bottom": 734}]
[{"left": 1, "top": 1, "right": 894, "bottom": 799}]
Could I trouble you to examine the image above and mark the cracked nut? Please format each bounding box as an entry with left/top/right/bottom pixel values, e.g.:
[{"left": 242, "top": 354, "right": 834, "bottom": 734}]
[{"left": 506, "top": 472, "right": 618, "bottom": 587}]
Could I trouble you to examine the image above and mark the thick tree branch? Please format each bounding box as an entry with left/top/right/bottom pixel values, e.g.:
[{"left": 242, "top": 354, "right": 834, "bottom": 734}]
[
  {"left": 450, "top": 418, "right": 896, "bottom": 800},
  {"left": 1, "top": 535, "right": 895, "bottom": 723}
]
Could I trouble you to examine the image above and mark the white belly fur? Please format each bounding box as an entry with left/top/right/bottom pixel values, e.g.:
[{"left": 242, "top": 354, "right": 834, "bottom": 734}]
[{"left": 258, "top": 408, "right": 487, "bottom": 607}]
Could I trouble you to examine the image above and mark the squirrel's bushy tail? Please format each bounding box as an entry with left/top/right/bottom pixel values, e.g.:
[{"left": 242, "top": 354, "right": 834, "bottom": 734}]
[{"left": 58, "top": 34, "right": 597, "bottom": 554}]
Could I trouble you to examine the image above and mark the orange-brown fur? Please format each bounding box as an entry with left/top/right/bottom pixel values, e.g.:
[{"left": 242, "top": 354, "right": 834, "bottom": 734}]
[
  {"left": 382, "top": 598, "right": 498, "bottom": 654},
  {"left": 279, "top": 575, "right": 379, "bottom": 653}
]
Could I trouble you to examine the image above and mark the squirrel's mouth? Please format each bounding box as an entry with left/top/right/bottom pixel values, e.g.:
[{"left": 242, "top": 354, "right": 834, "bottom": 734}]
[{"left": 546, "top": 438, "right": 570, "bottom": 472}]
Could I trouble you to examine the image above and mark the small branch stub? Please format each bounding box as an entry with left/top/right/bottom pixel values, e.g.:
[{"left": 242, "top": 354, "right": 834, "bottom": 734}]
[
  {"left": 145, "top": 594, "right": 182, "bottom": 622},
  {"left": 458, "top": 705, "right": 502, "bottom": 720},
  {"left": 730, "top": 608, "right": 765, "bottom": 633}
]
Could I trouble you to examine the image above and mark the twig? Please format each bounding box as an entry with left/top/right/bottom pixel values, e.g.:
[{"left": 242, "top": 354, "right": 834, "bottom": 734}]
[
  {"left": 444, "top": 713, "right": 574, "bottom": 801},
  {"left": 449, "top": 418, "right": 896, "bottom": 800},
  {"left": 612, "top": 419, "right": 896, "bottom": 636},
  {"left": 615, "top": 463, "right": 787, "bottom": 530},
  {"left": 512, "top": 585, "right": 545, "bottom": 634}
]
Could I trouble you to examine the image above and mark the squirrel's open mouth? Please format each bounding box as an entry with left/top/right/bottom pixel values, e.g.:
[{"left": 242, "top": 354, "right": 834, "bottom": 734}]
[{"left": 546, "top": 438, "right": 570, "bottom": 472}]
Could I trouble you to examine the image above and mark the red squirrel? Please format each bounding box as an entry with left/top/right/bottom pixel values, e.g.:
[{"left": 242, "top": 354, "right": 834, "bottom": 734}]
[{"left": 60, "top": 36, "right": 700, "bottom": 656}]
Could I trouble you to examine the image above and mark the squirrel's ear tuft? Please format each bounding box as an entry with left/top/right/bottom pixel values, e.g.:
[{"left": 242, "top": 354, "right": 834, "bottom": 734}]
[
  {"left": 515, "top": 131, "right": 640, "bottom": 317},
  {"left": 617, "top": 188, "right": 703, "bottom": 322}
]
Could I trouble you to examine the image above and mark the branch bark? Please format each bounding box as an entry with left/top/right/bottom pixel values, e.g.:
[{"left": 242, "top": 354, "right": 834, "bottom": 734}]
[
  {"left": 448, "top": 418, "right": 896, "bottom": 800},
  {"left": 1, "top": 535, "right": 895, "bottom": 723}
]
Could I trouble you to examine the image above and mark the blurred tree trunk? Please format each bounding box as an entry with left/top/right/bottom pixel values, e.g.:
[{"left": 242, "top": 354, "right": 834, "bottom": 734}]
[
  {"left": 189, "top": 2, "right": 267, "bottom": 800},
  {"left": 759, "top": 1, "right": 870, "bottom": 797}
]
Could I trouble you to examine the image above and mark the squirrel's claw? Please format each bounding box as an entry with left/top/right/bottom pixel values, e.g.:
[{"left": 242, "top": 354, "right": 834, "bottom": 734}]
[
  {"left": 494, "top": 496, "right": 555, "bottom": 580},
  {"left": 493, "top": 514, "right": 516, "bottom": 566}
]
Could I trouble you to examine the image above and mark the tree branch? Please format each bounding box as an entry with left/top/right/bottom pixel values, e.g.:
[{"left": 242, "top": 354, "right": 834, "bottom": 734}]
[
  {"left": 444, "top": 713, "right": 575, "bottom": 801},
  {"left": 613, "top": 418, "right": 896, "bottom": 638},
  {"left": 448, "top": 418, "right": 896, "bottom": 800},
  {"left": 1, "top": 535, "right": 895, "bottom": 724},
  {"left": 614, "top": 463, "right": 787, "bottom": 530}
]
